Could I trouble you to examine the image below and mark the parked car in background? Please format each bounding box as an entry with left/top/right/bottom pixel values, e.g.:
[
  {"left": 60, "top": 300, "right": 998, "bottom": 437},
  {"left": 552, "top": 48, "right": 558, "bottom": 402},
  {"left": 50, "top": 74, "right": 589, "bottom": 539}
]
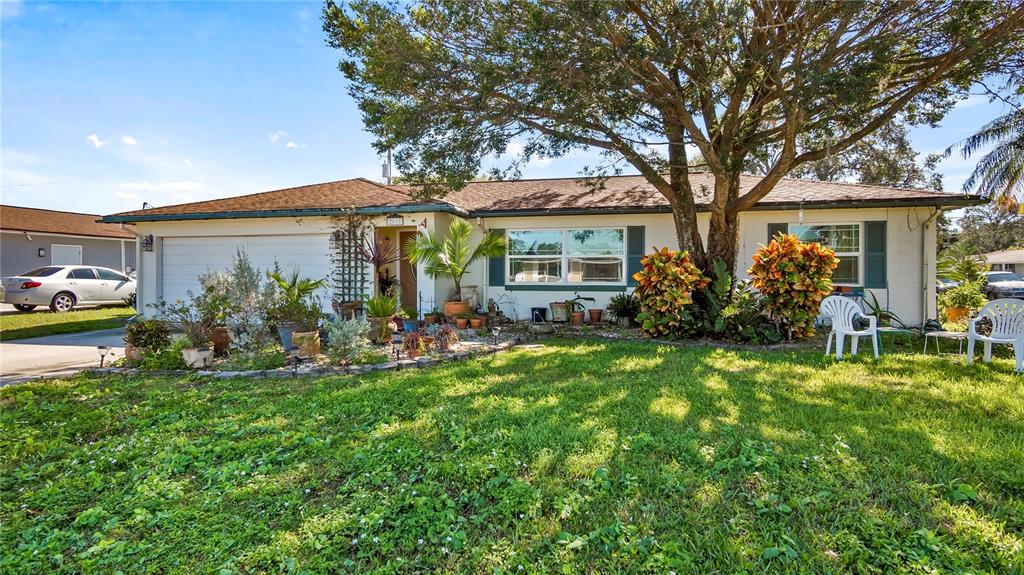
[
  {"left": 984, "top": 270, "right": 1024, "bottom": 300},
  {"left": 936, "top": 277, "right": 958, "bottom": 294},
  {"left": 0, "top": 265, "right": 136, "bottom": 312}
]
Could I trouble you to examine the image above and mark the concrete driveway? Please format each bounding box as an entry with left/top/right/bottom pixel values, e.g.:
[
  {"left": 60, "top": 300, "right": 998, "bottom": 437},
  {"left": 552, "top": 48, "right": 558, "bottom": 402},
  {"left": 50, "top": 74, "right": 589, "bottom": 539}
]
[{"left": 0, "top": 327, "right": 126, "bottom": 385}]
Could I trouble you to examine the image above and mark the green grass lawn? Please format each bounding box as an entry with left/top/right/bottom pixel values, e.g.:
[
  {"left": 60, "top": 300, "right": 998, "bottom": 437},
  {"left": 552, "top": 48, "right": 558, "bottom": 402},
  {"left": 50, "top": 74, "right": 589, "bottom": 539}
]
[
  {"left": 1, "top": 341, "right": 1022, "bottom": 574},
  {"left": 0, "top": 306, "right": 134, "bottom": 341}
]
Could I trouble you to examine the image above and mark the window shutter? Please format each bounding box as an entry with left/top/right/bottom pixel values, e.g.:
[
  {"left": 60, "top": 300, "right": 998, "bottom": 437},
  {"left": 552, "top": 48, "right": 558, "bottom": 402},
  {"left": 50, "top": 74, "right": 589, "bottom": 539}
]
[
  {"left": 488, "top": 228, "right": 506, "bottom": 287},
  {"left": 768, "top": 223, "right": 788, "bottom": 241},
  {"left": 864, "top": 221, "right": 886, "bottom": 288},
  {"left": 627, "top": 226, "right": 645, "bottom": 287}
]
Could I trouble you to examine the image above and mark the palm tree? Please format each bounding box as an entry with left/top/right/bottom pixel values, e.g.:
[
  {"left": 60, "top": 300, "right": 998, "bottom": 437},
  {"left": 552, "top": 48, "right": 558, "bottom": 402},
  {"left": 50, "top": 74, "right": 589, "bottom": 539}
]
[
  {"left": 947, "top": 108, "right": 1024, "bottom": 206},
  {"left": 405, "top": 218, "right": 506, "bottom": 302}
]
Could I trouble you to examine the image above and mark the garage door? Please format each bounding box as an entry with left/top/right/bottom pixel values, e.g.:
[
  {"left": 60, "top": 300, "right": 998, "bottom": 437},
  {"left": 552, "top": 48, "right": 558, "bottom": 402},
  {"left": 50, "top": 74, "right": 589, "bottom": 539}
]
[{"left": 161, "top": 235, "right": 332, "bottom": 305}]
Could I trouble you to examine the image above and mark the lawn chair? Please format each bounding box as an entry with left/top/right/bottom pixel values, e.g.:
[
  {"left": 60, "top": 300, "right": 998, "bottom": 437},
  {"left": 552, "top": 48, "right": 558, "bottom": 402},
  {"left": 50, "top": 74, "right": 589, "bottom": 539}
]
[
  {"left": 820, "top": 295, "right": 878, "bottom": 360},
  {"left": 966, "top": 298, "right": 1024, "bottom": 373}
]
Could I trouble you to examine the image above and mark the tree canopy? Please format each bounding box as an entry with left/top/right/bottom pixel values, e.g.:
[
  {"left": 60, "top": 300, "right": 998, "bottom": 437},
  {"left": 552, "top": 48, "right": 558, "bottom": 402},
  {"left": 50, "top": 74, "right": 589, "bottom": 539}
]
[{"left": 325, "top": 0, "right": 1024, "bottom": 272}]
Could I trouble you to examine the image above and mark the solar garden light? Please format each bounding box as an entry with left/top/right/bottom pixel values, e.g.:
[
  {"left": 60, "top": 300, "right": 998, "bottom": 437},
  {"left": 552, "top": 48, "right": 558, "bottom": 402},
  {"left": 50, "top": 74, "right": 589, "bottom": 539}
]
[
  {"left": 97, "top": 346, "right": 110, "bottom": 367},
  {"left": 492, "top": 327, "right": 501, "bottom": 346}
]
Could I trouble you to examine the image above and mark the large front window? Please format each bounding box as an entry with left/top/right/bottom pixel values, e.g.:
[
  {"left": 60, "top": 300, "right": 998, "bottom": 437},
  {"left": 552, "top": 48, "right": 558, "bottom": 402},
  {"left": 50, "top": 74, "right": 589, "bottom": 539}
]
[
  {"left": 508, "top": 227, "right": 625, "bottom": 284},
  {"left": 790, "top": 223, "right": 861, "bottom": 285}
]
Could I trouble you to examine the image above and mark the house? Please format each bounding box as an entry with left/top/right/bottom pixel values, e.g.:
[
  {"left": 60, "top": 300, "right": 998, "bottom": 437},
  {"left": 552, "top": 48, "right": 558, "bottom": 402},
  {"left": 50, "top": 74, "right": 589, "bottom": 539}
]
[
  {"left": 99, "top": 175, "right": 983, "bottom": 326},
  {"left": 1, "top": 205, "right": 137, "bottom": 277},
  {"left": 983, "top": 248, "right": 1024, "bottom": 273}
]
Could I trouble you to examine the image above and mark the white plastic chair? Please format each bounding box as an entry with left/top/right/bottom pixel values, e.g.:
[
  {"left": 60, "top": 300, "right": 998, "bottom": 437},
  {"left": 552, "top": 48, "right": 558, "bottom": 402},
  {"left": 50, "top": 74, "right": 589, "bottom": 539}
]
[
  {"left": 966, "top": 298, "right": 1024, "bottom": 373},
  {"left": 820, "top": 295, "right": 878, "bottom": 360}
]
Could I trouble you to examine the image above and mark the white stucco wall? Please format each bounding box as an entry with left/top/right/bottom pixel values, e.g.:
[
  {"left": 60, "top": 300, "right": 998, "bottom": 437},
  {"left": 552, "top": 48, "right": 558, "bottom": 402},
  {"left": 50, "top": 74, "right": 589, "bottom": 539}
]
[{"left": 130, "top": 205, "right": 940, "bottom": 326}]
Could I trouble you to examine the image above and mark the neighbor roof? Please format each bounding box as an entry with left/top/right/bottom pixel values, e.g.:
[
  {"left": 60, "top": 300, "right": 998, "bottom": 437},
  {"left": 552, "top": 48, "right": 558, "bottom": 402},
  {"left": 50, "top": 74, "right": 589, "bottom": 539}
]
[
  {"left": 1, "top": 205, "right": 136, "bottom": 239},
  {"left": 983, "top": 248, "right": 1024, "bottom": 264},
  {"left": 100, "top": 174, "right": 985, "bottom": 223}
]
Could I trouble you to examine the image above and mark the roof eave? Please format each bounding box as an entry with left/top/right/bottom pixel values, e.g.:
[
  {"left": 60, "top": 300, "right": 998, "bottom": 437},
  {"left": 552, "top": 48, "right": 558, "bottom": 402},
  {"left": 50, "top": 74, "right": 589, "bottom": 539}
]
[{"left": 99, "top": 203, "right": 467, "bottom": 223}]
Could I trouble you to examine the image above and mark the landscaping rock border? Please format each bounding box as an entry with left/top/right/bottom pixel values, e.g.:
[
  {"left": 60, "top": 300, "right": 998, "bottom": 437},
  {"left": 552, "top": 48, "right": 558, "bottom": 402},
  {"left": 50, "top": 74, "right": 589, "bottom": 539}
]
[{"left": 85, "top": 341, "right": 524, "bottom": 379}]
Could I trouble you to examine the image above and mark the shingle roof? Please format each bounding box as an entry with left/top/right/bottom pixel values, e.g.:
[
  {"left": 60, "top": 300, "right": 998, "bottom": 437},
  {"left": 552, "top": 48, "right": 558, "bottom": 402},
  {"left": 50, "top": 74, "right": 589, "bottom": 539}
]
[
  {"left": 100, "top": 174, "right": 984, "bottom": 223},
  {"left": 413, "top": 173, "right": 982, "bottom": 213},
  {"left": 1, "top": 205, "right": 136, "bottom": 239},
  {"left": 983, "top": 249, "right": 1024, "bottom": 264},
  {"left": 108, "top": 178, "right": 415, "bottom": 218}
]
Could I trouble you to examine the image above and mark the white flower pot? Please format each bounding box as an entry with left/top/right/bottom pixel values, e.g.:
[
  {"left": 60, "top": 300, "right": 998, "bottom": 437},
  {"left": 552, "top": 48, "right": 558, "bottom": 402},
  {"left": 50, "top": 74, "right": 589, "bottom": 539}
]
[{"left": 182, "top": 347, "right": 212, "bottom": 368}]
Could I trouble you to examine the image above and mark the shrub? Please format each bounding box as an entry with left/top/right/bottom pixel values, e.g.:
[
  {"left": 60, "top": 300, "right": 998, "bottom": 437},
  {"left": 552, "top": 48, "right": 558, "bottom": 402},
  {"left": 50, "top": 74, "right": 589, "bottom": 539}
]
[
  {"left": 150, "top": 295, "right": 214, "bottom": 348},
  {"left": 939, "top": 280, "right": 987, "bottom": 311},
  {"left": 632, "top": 247, "right": 709, "bottom": 338},
  {"left": 365, "top": 291, "right": 400, "bottom": 318},
  {"left": 685, "top": 261, "right": 781, "bottom": 343},
  {"left": 607, "top": 292, "right": 641, "bottom": 319},
  {"left": 434, "top": 324, "right": 459, "bottom": 351},
  {"left": 222, "top": 250, "right": 278, "bottom": 352},
  {"left": 748, "top": 234, "right": 838, "bottom": 340},
  {"left": 122, "top": 290, "right": 137, "bottom": 308},
  {"left": 124, "top": 319, "right": 172, "bottom": 352},
  {"left": 326, "top": 318, "right": 371, "bottom": 365},
  {"left": 135, "top": 336, "right": 190, "bottom": 370},
  {"left": 351, "top": 349, "right": 390, "bottom": 365}
]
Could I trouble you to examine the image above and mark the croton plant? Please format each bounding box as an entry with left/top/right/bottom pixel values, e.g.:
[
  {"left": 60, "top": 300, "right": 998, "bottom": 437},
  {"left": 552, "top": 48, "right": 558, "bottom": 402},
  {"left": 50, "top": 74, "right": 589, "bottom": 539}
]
[
  {"left": 633, "top": 247, "right": 710, "bottom": 337},
  {"left": 748, "top": 233, "right": 839, "bottom": 340}
]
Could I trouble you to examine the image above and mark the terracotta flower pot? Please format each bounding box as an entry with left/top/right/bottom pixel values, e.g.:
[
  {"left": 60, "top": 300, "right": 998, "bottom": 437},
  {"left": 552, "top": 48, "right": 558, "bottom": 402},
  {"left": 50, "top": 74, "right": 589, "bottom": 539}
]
[
  {"left": 588, "top": 309, "right": 603, "bottom": 324},
  {"left": 946, "top": 306, "right": 970, "bottom": 322},
  {"left": 443, "top": 300, "right": 470, "bottom": 319},
  {"left": 570, "top": 311, "right": 585, "bottom": 326},
  {"left": 549, "top": 302, "right": 570, "bottom": 322},
  {"left": 368, "top": 316, "right": 396, "bottom": 344},
  {"left": 455, "top": 318, "right": 469, "bottom": 329},
  {"left": 124, "top": 343, "right": 144, "bottom": 362},
  {"left": 424, "top": 314, "right": 439, "bottom": 325},
  {"left": 469, "top": 317, "right": 483, "bottom": 328},
  {"left": 292, "top": 330, "right": 321, "bottom": 358},
  {"left": 618, "top": 316, "right": 633, "bottom": 328},
  {"left": 477, "top": 315, "right": 487, "bottom": 327},
  {"left": 211, "top": 326, "right": 231, "bottom": 355}
]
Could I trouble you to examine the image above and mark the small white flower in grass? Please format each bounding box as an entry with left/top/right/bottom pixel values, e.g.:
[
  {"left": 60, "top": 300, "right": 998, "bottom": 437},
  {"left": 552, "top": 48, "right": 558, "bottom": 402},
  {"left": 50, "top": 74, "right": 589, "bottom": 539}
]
[
  {"left": 417, "top": 539, "right": 424, "bottom": 546},
  {"left": 351, "top": 538, "right": 358, "bottom": 545},
  {"left": 373, "top": 536, "right": 379, "bottom": 543},
  {"left": 304, "top": 489, "right": 310, "bottom": 494},
  {"left": 441, "top": 547, "right": 450, "bottom": 555},
  {"left": 446, "top": 535, "right": 452, "bottom": 542},
  {"left": 519, "top": 513, "right": 524, "bottom": 519}
]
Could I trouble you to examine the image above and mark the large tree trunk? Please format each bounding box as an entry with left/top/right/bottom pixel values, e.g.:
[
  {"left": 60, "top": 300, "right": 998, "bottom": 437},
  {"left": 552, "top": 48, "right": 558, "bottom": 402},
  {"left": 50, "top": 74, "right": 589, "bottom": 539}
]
[{"left": 702, "top": 175, "right": 742, "bottom": 278}]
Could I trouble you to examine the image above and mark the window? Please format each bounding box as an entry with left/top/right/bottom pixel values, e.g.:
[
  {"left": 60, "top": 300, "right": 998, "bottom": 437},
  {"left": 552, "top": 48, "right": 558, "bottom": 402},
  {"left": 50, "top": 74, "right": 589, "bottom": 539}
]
[
  {"left": 68, "top": 268, "right": 97, "bottom": 280},
  {"left": 20, "top": 267, "right": 62, "bottom": 277},
  {"left": 95, "top": 268, "right": 127, "bottom": 281},
  {"left": 508, "top": 227, "right": 625, "bottom": 284},
  {"left": 790, "top": 223, "right": 860, "bottom": 285}
]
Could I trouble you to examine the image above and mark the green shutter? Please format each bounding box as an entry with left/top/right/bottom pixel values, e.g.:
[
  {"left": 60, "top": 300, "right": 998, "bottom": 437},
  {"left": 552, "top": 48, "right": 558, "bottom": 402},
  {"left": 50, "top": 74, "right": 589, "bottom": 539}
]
[
  {"left": 864, "top": 221, "right": 886, "bottom": 288},
  {"left": 768, "top": 223, "right": 788, "bottom": 241},
  {"left": 627, "top": 226, "right": 645, "bottom": 287},
  {"left": 488, "top": 228, "right": 506, "bottom": 287}
]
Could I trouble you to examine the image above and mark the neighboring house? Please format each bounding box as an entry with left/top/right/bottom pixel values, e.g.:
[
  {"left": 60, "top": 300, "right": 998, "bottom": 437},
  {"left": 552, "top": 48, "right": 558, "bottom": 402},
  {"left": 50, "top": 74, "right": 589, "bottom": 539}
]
[
  {"left": 100, "top": 175, "right": 982, "bottom": 326},
  {"left": 1, "top": 205, "right": 137, "bottom": 277},
  {"left": 983, "top": 248, "right": 1024, "bottom": 273}
]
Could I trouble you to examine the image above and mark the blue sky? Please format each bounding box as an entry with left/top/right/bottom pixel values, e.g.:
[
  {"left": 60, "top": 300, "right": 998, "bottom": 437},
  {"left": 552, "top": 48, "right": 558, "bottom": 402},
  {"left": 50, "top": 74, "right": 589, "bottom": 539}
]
[{"left": 0, "top": 0, "right": 1014, "bottom": 217}]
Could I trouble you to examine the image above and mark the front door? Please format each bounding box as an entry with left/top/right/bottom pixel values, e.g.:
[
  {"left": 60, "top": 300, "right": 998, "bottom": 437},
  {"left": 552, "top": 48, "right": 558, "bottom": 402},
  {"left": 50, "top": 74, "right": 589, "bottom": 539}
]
[{"left": 399, "top": 231, "right": 418, "bottom": 313}]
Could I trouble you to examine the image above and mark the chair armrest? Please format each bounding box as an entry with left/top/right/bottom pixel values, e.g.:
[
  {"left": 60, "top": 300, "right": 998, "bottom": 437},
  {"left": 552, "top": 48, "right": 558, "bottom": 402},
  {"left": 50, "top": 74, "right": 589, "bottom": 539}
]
[{"left": 864, "top": 315, "right": 877, "bottom": 330}]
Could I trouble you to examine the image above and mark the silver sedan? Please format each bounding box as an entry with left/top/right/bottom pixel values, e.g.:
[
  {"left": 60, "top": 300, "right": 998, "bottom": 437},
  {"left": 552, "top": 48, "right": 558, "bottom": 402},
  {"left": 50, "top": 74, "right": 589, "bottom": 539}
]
[{"left": 1, "top": 265, "right": 136, "bottom": 312}]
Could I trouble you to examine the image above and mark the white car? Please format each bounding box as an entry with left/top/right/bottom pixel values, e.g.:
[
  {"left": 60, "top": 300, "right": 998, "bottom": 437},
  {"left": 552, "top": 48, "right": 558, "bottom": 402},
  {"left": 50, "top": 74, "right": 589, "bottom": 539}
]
[{"left": 1, "top": 265, "right": 136, "bottom": 312}]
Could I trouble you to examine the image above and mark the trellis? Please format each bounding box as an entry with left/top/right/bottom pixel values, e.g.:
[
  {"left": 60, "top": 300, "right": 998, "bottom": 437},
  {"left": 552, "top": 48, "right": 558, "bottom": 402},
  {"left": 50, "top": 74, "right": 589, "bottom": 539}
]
[{"left": 328, "top": 211, "right": 371, "bottom": 314}]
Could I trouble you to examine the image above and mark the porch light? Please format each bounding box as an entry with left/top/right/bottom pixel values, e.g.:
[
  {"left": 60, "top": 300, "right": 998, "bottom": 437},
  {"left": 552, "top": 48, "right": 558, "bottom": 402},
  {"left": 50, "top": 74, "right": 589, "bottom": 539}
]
[
  {"left": 140, "top": 234, "right": 154, "bottom": 252},
  {"left": 37, "top": 248, "right": 46, "bottom": 258}
]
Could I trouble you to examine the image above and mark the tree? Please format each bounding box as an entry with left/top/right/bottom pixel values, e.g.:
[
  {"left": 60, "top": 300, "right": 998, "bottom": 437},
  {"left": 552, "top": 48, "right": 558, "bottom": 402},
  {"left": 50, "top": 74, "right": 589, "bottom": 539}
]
[
  {"left": 325, "top": 0, "right": 1024, "bottom": 274},
  {"left": 405, "top": 218, "right": 506, "bottom": 302},
  {"left": 751, "top": 119, "right": 943, "bottom": 190},
  {"left": 954, "top": 200, "right": 1024, "bottom": 254}
]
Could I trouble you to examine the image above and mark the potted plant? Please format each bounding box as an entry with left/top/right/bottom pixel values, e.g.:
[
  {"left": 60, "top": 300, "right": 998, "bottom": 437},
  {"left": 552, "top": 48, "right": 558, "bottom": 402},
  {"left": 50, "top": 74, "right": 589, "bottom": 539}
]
[
  {"left": 455, "top": 312, "right": 471, "bottom": 329},
  {"left": 607, "top": 292, "right": 640, "bottom": 327},
  {"left": 358, "top": 235, "right": 400, "bottom": 296},
  {"left": 469, "top": 315, "right": 483, "bottom": 329},
  {"left": 566, "top": 294, "right": 594, "bottom": 326},
  {"left": 424, "top": 308, "right": 441, "bottom": 325},
  {"left": 290, "top": 298, "right": 325, "bottom": 358},
  {"left": 365, "top": 291, "right": 400, "bottom": 343},
  {"left": 434, "top": 324, "right": 459, "bottom": 352},
  {"left": 863, "top": 291, "right": 906, "bottom": 328},
  {"left": 123, "top": 318, "right": 172, "bottom": 362},
  {"left": 588, "top": 308, "right": 603, "bottom": 324},
  {"left": 153, "top": 297, "right": 215, "bottom": 368},
  {"left": 405, "top": 218, "right": 506, "bottom": 319},
  {"left": 403, "top": 331, "right": 424, "bottom": 359},
  {"left": 939, "top": 280, "right": 987, "bottom": 323},
  {"left": 401, "top": 307, "right": 420, "bottom": 332},
  {"left": 268, "top": 271, "right": 327, "bottom": 350}
]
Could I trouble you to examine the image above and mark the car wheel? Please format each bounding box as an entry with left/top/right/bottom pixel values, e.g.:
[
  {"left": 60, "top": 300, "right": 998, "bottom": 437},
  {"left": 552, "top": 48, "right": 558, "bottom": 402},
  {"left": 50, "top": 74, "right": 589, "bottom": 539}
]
[
  {"left": 49, "top": 292, "right": 76, "bottom": 313},
  {"left": 12, "top": 304, "right": 37, "bottom": 312}
]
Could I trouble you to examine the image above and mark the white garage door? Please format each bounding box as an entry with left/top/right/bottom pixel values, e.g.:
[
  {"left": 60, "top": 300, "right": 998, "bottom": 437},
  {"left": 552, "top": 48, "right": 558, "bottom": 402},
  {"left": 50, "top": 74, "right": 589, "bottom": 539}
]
[{"left": 161, "top": 235, "right": 332, "bottom": 305}]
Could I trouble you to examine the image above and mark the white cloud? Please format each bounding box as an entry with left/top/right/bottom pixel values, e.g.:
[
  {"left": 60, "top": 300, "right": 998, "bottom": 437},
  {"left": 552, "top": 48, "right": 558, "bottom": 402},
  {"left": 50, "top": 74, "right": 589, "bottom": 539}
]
[
  {"left": 954, "top": 94, "right": 989, "bottom": 110},
  {"left": 116, "top": 190, "right": 140, "bottom": 200},
  {"left": 504, "top": 142, "right": 524, "bottom": 156},
  {"left": 268, "top": 130, "right": 288, "bottom": 143},
  {"left": 122, "top": 136, "right": 137, "bottom": 145},
  {"left": 286, "top": 142, "right": 298, "bottom": 149},
  {"left": 183, "top": 158, "right": 193, "bottom": 168},
  {"left": 86, "top": 134, "right": 104, "bottom": 148}
]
